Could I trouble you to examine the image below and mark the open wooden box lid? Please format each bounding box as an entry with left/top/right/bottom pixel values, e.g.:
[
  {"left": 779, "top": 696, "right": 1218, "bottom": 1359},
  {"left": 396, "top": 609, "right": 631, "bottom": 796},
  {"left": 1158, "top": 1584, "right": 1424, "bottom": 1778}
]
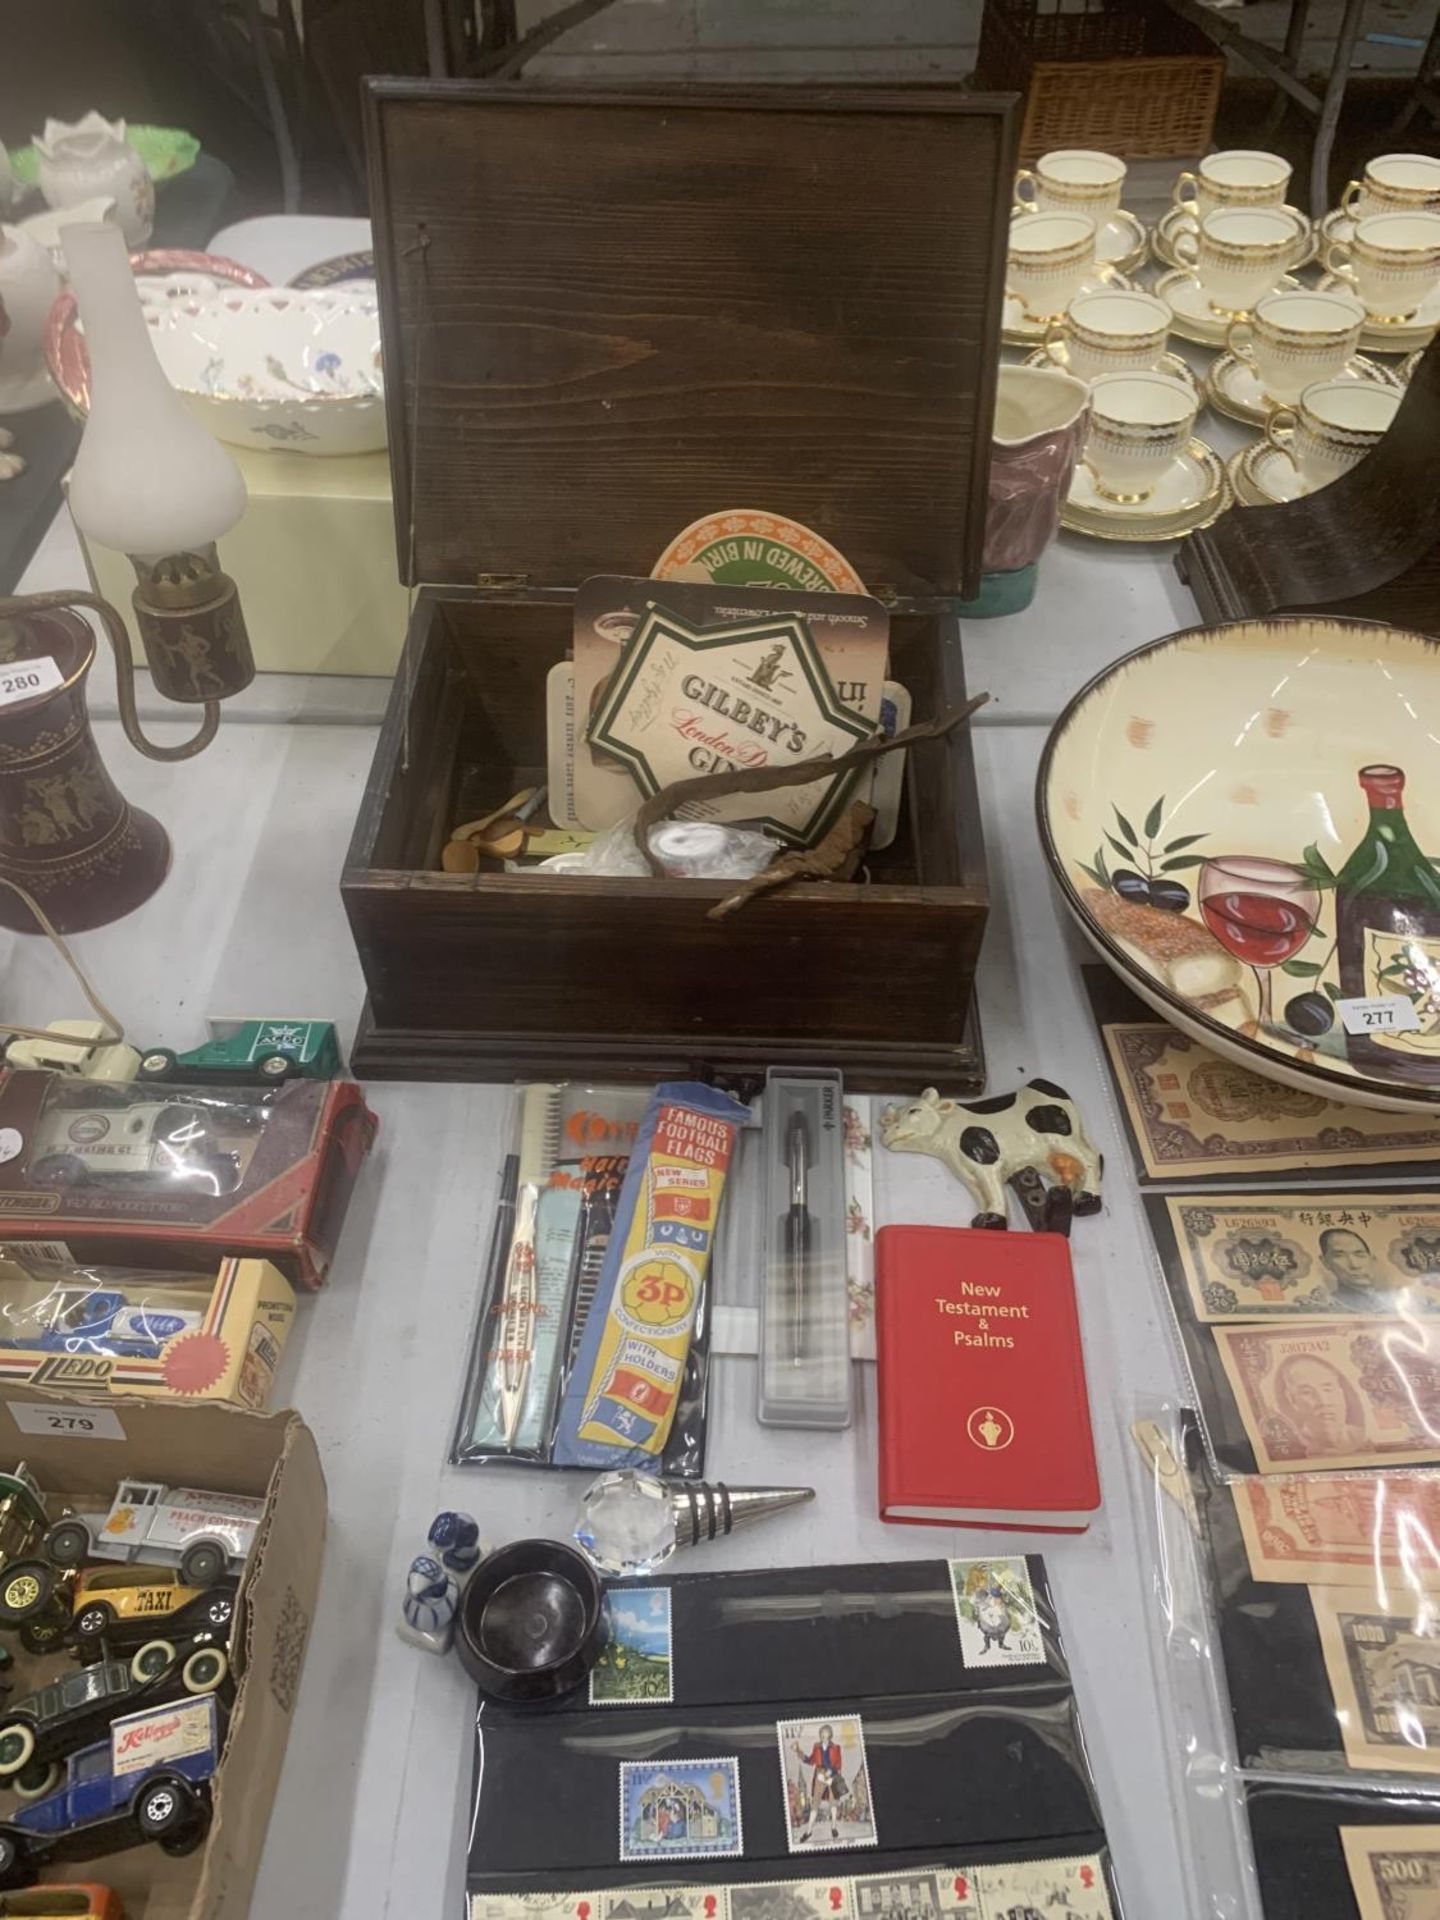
[{"left": 364, "top": 80, "right": 1019, "bottom": 602}]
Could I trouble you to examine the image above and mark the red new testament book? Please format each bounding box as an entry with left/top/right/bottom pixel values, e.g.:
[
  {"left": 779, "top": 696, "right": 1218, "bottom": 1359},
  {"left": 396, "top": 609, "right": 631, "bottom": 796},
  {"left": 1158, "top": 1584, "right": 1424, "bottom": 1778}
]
[{"left": 876, "top": 1225, "right": 1100, "bottom": 1532}]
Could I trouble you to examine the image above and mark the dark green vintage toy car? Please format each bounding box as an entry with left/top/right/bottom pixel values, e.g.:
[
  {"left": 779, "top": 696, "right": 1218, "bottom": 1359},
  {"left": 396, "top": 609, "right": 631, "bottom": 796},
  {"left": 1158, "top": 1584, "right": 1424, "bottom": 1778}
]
[{"left": 134, "top": 1020, "right": 343, "bottom": 1088}]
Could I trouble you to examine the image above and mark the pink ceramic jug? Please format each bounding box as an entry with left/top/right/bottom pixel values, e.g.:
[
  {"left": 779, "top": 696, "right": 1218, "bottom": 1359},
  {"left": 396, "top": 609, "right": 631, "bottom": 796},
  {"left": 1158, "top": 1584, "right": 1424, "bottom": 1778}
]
[{"left": 962, "top": 365, "right": 1089, "bottom": 616}]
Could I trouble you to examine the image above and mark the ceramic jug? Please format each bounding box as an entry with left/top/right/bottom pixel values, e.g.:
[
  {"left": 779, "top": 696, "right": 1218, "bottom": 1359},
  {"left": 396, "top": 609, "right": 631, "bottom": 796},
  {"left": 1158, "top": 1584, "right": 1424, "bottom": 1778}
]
[
  {"left": 960, "top": 365, "right": 1089, "bottom": 616},
  {"left": 34, "top": 114, "right": 153, "bottom": 248},
  {"left": 0, "top": 223, "right": 62, "bottom": 414}
]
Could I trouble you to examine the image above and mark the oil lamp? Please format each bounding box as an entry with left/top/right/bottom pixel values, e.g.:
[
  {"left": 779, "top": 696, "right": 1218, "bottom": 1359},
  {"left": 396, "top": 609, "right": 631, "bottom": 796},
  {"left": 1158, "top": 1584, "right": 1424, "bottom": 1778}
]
[{"left": 0, "top": 221, "right": 256, "bottom": 932}]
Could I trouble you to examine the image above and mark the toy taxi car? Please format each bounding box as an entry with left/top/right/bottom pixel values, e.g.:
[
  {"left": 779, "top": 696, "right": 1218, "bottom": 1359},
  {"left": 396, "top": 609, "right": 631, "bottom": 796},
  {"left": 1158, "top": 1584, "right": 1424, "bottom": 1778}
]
[
  {"left": 0, "top": 1886, "right": 123, "bottom": 1917},
  {"left": 0, "top": 1641, "right": 229, "bottom": 1799},
  {"left": 0, "top": 1696, "right": 219, "bottom": 1888},
  {"left": 2, "top": 1025, "right": 141, "bottom": 1085},
  {"left": 29, "top": 1104, "right": 241, "bottom": 1197},
  {"left": 135, "top": 1018, "right": 343, "bottom": 1087},
  {"left": 68, "top": 1572, "right": 236, "bottom": 1655}
]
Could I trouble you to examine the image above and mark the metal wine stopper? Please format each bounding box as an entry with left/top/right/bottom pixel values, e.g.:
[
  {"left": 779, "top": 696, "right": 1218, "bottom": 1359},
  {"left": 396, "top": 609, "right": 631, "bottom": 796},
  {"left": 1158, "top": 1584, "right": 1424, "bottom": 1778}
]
[{"left": 573, "top": 1470, "right": 814, "bottom": 1577}]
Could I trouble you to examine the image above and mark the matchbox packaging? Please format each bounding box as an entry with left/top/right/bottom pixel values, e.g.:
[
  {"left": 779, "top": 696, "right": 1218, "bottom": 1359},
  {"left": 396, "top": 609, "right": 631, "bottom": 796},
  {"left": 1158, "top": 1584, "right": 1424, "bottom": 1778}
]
[{"left": 0, "top": 1070, "right": 377, "bottom": 1289}]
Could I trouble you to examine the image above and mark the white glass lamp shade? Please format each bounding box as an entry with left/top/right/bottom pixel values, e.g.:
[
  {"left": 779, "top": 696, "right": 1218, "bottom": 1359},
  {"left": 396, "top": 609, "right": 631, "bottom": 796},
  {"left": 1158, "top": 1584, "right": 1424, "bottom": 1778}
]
[{"left": 62, "top": 220, "right": 245, "bottom": 556}]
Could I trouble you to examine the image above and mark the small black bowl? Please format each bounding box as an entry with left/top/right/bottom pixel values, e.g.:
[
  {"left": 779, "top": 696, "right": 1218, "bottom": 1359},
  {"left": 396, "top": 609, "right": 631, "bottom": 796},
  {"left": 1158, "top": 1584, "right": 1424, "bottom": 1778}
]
[{"left": 456, "top": 1539, "right": 607, "bottom": 1703}]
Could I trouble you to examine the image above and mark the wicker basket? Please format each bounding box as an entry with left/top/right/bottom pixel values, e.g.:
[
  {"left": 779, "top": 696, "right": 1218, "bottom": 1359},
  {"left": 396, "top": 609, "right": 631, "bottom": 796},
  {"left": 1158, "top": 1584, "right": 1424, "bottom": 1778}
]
[{"left": 975, "top": 0, "right": 1225, "bottom": 164}]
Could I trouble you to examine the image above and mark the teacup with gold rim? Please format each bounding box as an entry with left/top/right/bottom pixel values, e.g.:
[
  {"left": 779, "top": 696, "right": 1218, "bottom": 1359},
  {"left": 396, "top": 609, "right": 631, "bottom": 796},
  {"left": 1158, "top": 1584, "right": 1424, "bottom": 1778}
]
[
  {"left": 1225, "top": 288, "right": 1367, "bottom": 404},
  {"left": 1265, "top": 378, "right": 1401, "bottom": 491},
  {"left": 1008, "top": 212, "right": 1097, "bottom": 322},
  {"left": 1174, "top": 206, "right": 1307, "bottom": 317},
  {"left": 1083, "top": 370, "right": 1198, "bottom": 504}
]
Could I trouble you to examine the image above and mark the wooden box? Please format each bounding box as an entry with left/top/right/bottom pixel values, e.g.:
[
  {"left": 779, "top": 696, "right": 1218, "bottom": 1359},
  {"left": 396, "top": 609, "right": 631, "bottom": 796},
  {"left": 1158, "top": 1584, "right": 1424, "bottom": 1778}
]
[{"left": 343, "top": 81, "right": 1018, "bottom": 1090}]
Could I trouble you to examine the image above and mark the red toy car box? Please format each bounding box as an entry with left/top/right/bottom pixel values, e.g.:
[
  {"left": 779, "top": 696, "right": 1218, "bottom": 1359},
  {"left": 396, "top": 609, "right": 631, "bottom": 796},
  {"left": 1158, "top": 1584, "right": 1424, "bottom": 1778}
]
[{"left": 0, "top": 1071, "right": 377, "bottom": 1290}]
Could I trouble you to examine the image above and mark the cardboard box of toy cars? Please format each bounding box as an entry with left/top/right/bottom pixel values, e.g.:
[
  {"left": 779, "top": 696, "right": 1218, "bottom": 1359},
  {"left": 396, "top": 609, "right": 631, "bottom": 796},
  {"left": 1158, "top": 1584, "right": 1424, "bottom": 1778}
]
[
  {"left": 0, "top": 1385, "right": 325, "bottom": 1918},
  {"left": 0, "top": 1073, "right": 377, "bottom": 1291},
  {"left": 0, "top": 1257, "right": 295, "bottom": 1410}
]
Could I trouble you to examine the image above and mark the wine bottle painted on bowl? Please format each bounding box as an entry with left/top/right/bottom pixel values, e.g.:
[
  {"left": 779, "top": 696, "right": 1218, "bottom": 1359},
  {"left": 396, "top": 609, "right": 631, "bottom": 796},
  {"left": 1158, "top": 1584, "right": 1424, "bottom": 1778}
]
[{"left": 1335, "top": 763, "right": 1440, "bottom": 1084}]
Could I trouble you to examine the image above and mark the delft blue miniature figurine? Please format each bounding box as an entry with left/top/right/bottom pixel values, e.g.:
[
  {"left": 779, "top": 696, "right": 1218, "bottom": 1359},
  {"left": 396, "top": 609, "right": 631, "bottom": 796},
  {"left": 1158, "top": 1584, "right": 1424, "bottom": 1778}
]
[
  {"left": 429, "top": 1510, "right": 481, "bottom": 1577},
  {"left": 397, "top": 1510, "right": 483, "bottom": 1655}
]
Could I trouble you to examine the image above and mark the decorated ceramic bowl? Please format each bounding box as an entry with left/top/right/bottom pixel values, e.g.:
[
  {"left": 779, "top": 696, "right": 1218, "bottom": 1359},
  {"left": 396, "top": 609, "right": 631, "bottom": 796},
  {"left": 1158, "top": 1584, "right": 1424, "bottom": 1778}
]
[
  {"left": 1038, "top": 617, "right": 1440, "bottom": 1110},
  {"left": 45, "top": 248, "right": 270, "bottom": 417},
  {"left": 135, "top": 282, "right": 385, "bottom": 456}
]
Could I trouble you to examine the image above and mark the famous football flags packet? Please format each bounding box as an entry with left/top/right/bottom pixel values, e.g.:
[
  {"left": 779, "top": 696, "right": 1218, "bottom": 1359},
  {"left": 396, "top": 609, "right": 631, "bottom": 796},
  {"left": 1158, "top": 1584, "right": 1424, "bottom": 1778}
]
[{"left": 554, "top": 1081, "right": 748, "bottom": 1471}]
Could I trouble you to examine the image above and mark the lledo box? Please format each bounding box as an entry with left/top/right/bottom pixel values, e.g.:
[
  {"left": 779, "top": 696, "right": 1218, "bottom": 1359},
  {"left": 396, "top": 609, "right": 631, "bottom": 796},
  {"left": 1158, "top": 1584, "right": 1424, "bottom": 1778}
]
[{"left": 343, "top": 81, "right": 1018, "bottom": 1091}]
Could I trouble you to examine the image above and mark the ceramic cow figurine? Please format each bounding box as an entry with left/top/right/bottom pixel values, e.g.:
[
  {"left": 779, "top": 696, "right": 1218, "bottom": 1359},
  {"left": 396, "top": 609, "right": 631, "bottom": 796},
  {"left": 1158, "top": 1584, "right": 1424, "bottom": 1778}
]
[{"left": 878, "top": 1079, "right": 1103, "bottom": 1231}]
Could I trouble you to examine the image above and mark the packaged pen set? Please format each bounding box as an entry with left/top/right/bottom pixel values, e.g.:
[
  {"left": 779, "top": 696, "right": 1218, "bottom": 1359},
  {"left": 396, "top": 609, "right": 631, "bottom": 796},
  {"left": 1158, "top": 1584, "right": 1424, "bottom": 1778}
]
[
  {"left": 758, "top": 1069, "right": 853, "bottom": 1428},
  {"left": 452, "top": 1080, "right": 748, "bottom": 1474}
]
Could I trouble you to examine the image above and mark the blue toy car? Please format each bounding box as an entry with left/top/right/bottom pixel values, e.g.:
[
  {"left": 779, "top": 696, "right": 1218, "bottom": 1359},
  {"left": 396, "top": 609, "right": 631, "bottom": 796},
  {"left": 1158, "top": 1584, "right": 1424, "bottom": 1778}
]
[
  {"left": 0, "top": 1695, "right": 218, "bottom": 1889},
  {"left": 5, "top": 1288, "right": 200, "bottom": 1364}
]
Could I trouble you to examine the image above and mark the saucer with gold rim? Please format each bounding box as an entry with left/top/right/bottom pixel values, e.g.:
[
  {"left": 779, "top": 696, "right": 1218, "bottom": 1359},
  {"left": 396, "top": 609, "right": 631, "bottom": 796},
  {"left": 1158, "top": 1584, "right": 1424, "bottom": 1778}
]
[
  {"left": 1153, "top": 203, "right": 1317, "bottom": 271},
  {"left": 1098, "top": 208, "right": 1149, "bottom": 275},
  {"left": 1003, "top": 268, "right": 1138, "bottom": 347},
  {"left": 1010, "top": 204, "right": 1148, "bottom": 275},
  {"left": 1205, "top": 349, "right": 1396, "bottom": 426},
  {"left": 1157, "top": 268, "right": 1303, "bottom": 348},
  {"left": 1061, "top": 437, "right": 1231, "bottom": 541},
  {"left": 1228, "top": 439, "right": 1309, "bottom": 505}
]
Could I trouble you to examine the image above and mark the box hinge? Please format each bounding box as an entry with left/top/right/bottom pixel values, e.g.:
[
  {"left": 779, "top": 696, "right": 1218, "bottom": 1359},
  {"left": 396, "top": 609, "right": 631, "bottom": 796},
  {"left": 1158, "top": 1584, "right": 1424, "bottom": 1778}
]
[{"left": 475, "top": 571, "right": 532, "bottom": 591}]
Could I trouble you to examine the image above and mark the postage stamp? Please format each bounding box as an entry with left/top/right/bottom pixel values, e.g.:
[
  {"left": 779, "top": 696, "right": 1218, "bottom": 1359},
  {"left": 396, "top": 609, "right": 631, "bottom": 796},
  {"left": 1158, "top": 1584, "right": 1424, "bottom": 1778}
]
[
  {"left": 619, "top": 1758, "right": 744, "bottom": 1863},
  {"left": 947, "top": 1558, "right": 1045, "bottom": 1670},
  {"left": 602, "top": 1890, "right": 729, "bottom": 1920},
  {"left": 852, "top": 1869, "right": 982, "bottom": 1920},
  {"left": 775, "top": 1715, "right": 878, "bottom": 1853},
  {"left": 470, "top": 1897, "right": 602, "bottom": 1920},
  {"left": 730, "top": 1879, "right": 854, "bottom": 1920},
  {"left": 590, "top": 1586, "right": 674, "bottom": 1705}
]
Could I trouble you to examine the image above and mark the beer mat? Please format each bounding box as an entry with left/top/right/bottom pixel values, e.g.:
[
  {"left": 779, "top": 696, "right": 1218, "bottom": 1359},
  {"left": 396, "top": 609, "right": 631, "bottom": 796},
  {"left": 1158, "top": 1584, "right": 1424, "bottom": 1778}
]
[
  {"left": 1245, "top": 1781, "right": 1440, "bottom": 1920},
  {"left": 651, "top": 511, "right": 867, "bottom": 596},
  {"left": 1084, "top": 969, "right": 1440, "bottom": 1186},
  {"left": 1189, "top": 1435, "right": 1440, "bottom": 1777},
  {"left": 570, "top": 577, "right": 889, "bottom": 834},
  {"left": 584, "top": 604, "right": 872, "bottom": 849}
]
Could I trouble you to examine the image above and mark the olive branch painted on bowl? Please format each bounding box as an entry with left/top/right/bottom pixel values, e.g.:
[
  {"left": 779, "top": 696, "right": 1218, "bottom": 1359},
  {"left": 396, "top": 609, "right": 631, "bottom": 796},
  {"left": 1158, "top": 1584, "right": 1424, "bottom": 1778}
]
[
  {"left": 1074, "top": 801, "right": 1361, "bottom": 1042},
  {"left": 1076, "top": 795, "right": 1209, "bottom": 916}
]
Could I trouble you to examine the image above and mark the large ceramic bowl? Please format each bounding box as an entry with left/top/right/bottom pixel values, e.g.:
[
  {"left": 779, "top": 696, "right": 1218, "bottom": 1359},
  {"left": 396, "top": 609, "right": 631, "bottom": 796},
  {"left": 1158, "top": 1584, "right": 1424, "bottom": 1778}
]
[
  {"left": 1038, "top": 617, "right": 1440, "bottom": 1111},
  {"left": 136, "top": 282, "right": 385, "bottom": 456},
  {"left": 45, "top": 248, "right": 270, "bottom": 416}
]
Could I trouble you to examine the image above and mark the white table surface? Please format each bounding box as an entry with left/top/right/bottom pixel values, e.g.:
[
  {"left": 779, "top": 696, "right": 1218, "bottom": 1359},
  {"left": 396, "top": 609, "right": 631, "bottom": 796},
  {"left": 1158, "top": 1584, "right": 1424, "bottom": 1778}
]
[{"left": 5, "top": 214, "right": 1254, "bottom": 1920}]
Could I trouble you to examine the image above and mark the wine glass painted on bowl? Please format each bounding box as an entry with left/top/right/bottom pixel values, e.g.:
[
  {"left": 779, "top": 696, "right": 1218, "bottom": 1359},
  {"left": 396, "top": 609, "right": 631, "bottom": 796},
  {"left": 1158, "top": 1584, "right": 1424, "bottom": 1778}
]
[{"left": 1198, "top": 856, "right": 1320, "bottom": 1028}]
